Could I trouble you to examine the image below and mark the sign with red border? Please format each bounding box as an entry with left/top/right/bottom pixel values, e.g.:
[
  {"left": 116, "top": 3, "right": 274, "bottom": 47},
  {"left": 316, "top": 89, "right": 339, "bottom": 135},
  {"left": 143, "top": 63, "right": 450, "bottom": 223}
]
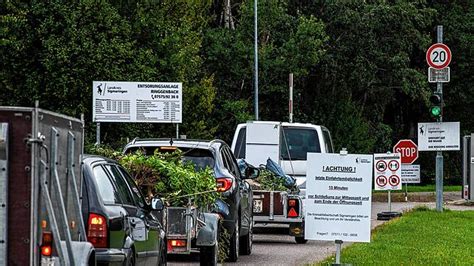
[
  {"left": 393, "top": 139, "right": 418, "bottom": 164},
  {"left": 426, "top": 43, "right": 452, "bottom": 69},
  {"left": 374, "top": 153, "right": 402, "bottom": 191}
]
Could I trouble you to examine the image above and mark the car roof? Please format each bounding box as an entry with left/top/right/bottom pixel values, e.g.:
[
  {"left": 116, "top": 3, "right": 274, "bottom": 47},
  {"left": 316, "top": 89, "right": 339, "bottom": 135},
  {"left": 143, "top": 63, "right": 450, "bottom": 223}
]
[
  {"left": 123, "top": 138, "right": 227, "bottom": 152},
  {"left": 82, "top": 154, "right": 118, "bottom": 165},
  {"left": 236, "top": 121, "right": 323, "bottom": 129}
]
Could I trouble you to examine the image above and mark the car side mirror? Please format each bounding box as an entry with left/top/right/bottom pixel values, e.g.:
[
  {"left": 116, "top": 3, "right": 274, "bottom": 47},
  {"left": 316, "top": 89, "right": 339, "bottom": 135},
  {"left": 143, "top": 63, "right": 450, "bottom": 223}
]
[
  {"left": 151, "top": 198, "right": 164, "bottom": 211},
  {"left": 246, "top": 166, "right": 260, "bottom": 179}
]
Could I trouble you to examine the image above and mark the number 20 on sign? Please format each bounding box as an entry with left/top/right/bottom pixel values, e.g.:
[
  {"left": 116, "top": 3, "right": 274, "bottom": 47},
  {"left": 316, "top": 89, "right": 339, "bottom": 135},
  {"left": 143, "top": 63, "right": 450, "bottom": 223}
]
[{"left": 426, "top": 43, "right": 452, "bottom": 69}]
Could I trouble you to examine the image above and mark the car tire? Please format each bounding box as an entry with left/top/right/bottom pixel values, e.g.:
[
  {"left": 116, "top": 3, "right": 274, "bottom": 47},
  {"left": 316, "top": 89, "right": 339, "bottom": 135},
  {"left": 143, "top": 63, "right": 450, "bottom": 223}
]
[
  {"left": 239, "top": 217, "right": 252, "bottom": 255},
  {"left": 227, "top": 222, "right": 239, "bottom": 262},
  {"left": 200, "top": 240, "right": 218, "bottom": 266},
  {"left": 295, "top": 236, "right": 308, "bottom": 244}
]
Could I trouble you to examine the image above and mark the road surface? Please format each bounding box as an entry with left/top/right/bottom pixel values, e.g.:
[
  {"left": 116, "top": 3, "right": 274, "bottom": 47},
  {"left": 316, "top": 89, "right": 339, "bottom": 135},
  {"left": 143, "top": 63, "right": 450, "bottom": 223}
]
[{"left": 168, "top": 201, "right": 439, "bottom": 265}]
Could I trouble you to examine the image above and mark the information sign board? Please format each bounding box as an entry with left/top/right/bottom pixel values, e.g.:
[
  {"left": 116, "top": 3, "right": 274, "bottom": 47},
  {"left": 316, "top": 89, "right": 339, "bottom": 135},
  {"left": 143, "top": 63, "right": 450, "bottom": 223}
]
[
  {"left": 305, "top": 153, "right": 373, "bottom": 243},
  {"left": 418, "top": 122, "right": 460, "bottom": 151},
  {"left": 401, "top": 164, "right": 420, "bottom": 184},
  {"left": 374, "top": 153, "right": 402, "bottom": 190},
  {"left": 428, "top": 67, "right": 450, "bottom": 83},
  {"left": 93, "top": 81, "right": 182, "bottom": 123}
]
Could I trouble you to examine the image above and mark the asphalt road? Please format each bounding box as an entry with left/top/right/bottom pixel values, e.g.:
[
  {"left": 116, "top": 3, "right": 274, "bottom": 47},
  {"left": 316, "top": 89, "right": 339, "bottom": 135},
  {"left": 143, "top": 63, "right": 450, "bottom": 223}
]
[{"left": 168, "top": 201, "right": 436, "bottom": 266}]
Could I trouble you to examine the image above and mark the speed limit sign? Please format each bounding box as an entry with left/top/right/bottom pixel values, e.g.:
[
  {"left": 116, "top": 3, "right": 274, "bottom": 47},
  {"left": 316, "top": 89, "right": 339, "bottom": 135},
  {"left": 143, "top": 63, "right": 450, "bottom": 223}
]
[{"left": 426, "top": 43, "right": 452, "bottom": 69}]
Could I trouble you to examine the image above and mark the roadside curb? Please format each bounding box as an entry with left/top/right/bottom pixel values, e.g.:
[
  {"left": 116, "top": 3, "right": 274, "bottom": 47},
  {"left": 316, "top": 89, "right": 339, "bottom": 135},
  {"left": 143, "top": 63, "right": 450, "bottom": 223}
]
[{"left": 372, "top": 191, "right": 461, "bottom": 202}]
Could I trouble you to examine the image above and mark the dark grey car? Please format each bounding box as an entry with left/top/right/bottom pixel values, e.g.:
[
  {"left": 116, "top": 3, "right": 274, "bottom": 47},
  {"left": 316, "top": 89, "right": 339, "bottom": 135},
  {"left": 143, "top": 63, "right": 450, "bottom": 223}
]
[
  {"left": 123, "top": 139, "right": 254, "bottom": 262},
  {"left": 81, "top": 155, "right": 167, "bottom": 265}
]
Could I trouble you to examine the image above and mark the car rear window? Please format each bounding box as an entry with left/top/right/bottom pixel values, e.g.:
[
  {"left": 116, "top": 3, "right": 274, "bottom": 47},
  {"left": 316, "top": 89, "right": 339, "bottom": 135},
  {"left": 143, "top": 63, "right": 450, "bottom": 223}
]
[
  {"left": 281, "top": 127, "right": 321, "bottom": 160},
  {"left": 125, "top": 146, "right": 215, "bottom": 170}
]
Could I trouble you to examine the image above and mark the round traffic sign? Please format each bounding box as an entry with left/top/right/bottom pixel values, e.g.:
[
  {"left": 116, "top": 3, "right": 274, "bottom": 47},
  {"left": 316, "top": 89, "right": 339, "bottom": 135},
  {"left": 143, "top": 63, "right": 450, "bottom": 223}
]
[
  {"left": 376, "top": 176, "right": 387, "bottom": 187},
  {"left": 393, "top": 139, "right": 418, "bottom": 164},
  {"left": 389, "top": 175, "right": 400, "bottom": 187},
  {"left": 388, "top": 160, "right": 400, "bottom": 172},
  {"left": 376, "top": 161, "right": 387, "bottom": 172},
  {"left": 426, "top": 43, "right": 452, "bottom": 69}
]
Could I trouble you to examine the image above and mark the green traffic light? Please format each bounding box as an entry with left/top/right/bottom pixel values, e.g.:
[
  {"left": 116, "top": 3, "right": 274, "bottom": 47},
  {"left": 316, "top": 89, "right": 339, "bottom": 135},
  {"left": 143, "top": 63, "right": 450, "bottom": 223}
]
[{"left": 430, "top": 106, "right": 441, "bottom": 117}]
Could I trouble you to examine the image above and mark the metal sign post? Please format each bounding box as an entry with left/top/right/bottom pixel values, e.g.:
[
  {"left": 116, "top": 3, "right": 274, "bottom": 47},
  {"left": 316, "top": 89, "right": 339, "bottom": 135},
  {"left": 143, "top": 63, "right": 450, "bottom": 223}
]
[
  {"left": 96, "top": 122, "right": 101, "bottom": 145},
  {"left": 289, "top": 73, "right": 293, "bottom": 123},
  {"left": 435, "top": 25, "right": 444, "bottom": 212},
  {"left": 254, "top": 0, "right": 259, "bottom": 120},
  {"left": 335, "top": 240, "right": 343, "bottom": 265}
]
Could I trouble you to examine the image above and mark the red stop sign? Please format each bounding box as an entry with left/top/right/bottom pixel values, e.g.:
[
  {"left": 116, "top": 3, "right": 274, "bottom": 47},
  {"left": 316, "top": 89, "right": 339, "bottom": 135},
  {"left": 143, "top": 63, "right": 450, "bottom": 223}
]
[{"left": 393, "top": 140, "right": 418, "bottom": 164}]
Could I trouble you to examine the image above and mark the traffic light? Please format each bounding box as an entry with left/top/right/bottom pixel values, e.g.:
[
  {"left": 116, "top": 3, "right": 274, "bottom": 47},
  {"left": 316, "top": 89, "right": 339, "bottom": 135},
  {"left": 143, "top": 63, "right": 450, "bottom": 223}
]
[{"left": 429, "top": 92, "right": 442, "bottom": 119}]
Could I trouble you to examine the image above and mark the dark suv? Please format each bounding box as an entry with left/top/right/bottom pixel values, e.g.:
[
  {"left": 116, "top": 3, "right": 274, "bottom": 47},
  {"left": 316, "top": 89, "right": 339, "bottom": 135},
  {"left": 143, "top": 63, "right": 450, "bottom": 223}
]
[
  {"left": 123, "top": 139, "right": 254, "bottom": 262},
  {"left": 81, "top": 155, "right": 167, "bottom": 265}
]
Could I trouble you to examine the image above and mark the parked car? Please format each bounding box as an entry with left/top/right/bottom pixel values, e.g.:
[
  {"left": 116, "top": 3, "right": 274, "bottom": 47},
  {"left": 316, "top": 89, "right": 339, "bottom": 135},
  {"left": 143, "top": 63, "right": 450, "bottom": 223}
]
[
  {"left": 123, "top": 138, "right": 256, "bottom": 262},
  {"left": 81, "top": 155, "right": 167, "bottom": 265}
]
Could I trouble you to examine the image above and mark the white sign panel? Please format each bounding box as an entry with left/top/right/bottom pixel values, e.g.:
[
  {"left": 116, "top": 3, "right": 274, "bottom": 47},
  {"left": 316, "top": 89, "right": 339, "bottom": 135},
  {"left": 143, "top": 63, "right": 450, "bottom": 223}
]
[
  {"left": 305, "top": 153, "right": 373, "bottom": 243},
  {"left": 93, "top": 81, "right": 182, "bottom": 123},
  {"left": 401, "top": 164, "right": 420, "bottom": 184},
  {"left": 428, "top": 67, "right": 450, "bottom": 83},
  {"left": 418, "top": 122, "right": 460, "bottom": 151},
  {"left": 374, "top": 153, "right": 402, "bottom": 191}
]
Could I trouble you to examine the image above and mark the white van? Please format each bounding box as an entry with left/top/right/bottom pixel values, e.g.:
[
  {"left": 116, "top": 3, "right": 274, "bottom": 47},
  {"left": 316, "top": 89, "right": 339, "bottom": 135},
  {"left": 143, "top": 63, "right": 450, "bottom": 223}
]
[{"left": 231, "top": 121, "right": 334, "bottom": 194}]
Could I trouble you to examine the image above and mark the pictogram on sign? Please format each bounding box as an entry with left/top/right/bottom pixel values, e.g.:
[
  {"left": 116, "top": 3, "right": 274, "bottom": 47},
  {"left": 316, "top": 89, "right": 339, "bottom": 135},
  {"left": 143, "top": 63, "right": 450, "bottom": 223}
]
[
  {"left": 388, "top": 160, "right": 400, "bottom": 171},
  {"left": 376, "top": 161, "right": 387, "bottom": 172},
  {"left": 376, "top": 176, "right": 387, "bottom": 187},
  {"left": 389, "top": 175, "right": 400, "bottom": 187}
]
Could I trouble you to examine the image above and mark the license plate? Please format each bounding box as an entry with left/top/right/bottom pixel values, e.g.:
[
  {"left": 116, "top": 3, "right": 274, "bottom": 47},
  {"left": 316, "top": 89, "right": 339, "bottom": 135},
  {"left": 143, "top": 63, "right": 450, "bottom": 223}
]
[{"left": 253, "top": 199, "right": 263, "bottom": 213}]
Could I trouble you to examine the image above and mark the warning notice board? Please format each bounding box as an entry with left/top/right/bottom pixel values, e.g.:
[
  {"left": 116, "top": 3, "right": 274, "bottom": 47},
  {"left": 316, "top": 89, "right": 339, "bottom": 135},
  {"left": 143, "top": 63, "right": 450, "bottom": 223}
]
[
  {"left": 93, "top": 81, "right": 182, "bottom": 123},
  {"left": 374, "top": 153, "right": 402, "bottom": 190},
  {"left": 305, "top": 153, "right": 373, "bottom": 243}
]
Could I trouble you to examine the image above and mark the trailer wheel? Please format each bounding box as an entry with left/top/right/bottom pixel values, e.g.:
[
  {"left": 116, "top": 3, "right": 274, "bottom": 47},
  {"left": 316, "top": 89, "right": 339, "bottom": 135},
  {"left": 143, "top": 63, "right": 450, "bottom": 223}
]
[
  {"left": 239, "top": 218, "right": 252, "bottom": 255},
  {"left": 200, "top": 241, "right": 218, "bottom": 266},
  {"left": 295, "top": 236, "right": 308, "bottom": 244}
]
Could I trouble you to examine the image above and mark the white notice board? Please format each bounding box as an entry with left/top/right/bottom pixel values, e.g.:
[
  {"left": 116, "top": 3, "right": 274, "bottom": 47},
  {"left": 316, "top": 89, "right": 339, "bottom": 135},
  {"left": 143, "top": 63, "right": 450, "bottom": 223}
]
[
  {"left": 93, "top": 81, "right": 182, "bottom": 123},
  {"left": 305, "top": 153, "right": 373, "bottom": 242},
  {"left": 418, "top": 122, "right": 460, "bottom": 151},
  {"left": 401, "top": 164, "right": 420, "bottom": 184},
  {"left": 374, "top": 153, "right": 402, "bottom": 191}
]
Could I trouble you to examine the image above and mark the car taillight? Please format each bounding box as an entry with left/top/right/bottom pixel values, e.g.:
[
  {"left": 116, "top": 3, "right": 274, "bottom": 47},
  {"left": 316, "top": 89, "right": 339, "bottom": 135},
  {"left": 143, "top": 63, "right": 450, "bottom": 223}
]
[
  {"left": 287, "top": 199, "right": 299, "bottom": 218},
  {"left": 167, "top": 239, "right": 187, "bottom": 252},
  {"left": 87, "top": 213, "right": 107, "bottom": 248},
  {"left": 216, "top": 178, "right": 233, "bottom": 192},
  {"left": 40, "top": 231, "right": 53, "bottom": 257}
]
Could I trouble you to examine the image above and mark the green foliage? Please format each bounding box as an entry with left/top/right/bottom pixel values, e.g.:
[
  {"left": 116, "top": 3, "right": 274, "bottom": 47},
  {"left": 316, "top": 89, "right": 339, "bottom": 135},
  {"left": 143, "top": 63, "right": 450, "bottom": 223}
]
[
  {"left": 89, "top": 146, "right": 218, "bottom": 208},
  {"left": 317, "top": 210, "right": 474, "bottom": 265},
  {"left": 120, "top": 150, "right": 218, "bottom": 207},
  {"left": 1, "top": 1, "right": 473, "bottom": 184},
  {"left": 254, "top": 168, "right": 299, "bottom": 193}
]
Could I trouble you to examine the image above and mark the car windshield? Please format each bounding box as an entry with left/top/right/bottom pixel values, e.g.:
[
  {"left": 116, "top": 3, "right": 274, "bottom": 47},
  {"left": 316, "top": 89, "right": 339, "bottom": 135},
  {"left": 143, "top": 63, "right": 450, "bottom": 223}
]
[
  {"left": 280, "top": 127, "right": 321, "bottom": 160},
  {"left": 125, "top": 146, "right": 215, "bottom": 170}
]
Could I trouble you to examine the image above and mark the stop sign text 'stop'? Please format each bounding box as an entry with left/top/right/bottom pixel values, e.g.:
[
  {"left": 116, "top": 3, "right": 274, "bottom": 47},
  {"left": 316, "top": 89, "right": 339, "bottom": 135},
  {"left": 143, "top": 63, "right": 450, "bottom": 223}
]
[{"left": 393, "top": 139, "right": 418, "bottom": 164}]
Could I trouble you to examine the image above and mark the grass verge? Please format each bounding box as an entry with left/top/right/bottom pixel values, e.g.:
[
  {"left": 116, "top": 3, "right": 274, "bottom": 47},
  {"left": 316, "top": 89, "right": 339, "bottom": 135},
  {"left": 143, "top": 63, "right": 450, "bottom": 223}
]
[{"left": 317, "top": 207, "right": 474, "bottom": 265}]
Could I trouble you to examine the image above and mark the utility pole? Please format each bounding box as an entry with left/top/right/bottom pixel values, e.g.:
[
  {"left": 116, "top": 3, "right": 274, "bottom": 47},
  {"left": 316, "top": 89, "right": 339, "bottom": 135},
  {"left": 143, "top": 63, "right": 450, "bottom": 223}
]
[{"left": 254, "top": 0, "right": 259, "bottom": 120}]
